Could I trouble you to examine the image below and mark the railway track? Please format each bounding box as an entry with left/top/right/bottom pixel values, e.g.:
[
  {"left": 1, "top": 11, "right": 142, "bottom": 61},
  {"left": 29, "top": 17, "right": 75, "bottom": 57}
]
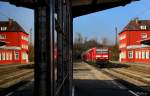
[
  {"left": 0, "top": 64, "right": 34, "bottom": 96},
  {"left": 101, "top": 69, "right": 150, "bottom": 96},
  {"left": 110, "top": 68, "right": 150, "bottom": 85},
  {"left": 127, "top": 66, "right": 150, "bottom": 75},
  {"left": 110, "top": 62, "right": 150, "bottom": 74},
  {"left": 88, "top": 63, "right": 150, "bottom": 96}
]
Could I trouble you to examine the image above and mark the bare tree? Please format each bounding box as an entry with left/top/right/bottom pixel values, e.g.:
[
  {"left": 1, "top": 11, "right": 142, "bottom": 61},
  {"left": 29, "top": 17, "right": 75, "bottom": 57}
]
[{"left": 73, "top": 32, "right": 84, "bottom": 61}]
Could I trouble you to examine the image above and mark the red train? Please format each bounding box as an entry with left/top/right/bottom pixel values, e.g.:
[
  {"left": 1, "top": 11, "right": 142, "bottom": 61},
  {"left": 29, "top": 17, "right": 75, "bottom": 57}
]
[{"left": 82, "top": 47, "right": 110, "bottom": 67}]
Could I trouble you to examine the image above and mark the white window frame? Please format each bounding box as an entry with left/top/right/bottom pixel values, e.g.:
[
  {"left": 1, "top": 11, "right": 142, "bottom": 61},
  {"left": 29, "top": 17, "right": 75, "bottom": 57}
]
[
  {"left": 14, "top": 52, "right": 19, "bottom": 60},
  {"left": 128, "top": 51, "right": 133, "bottom": 59},
  {"left": 0, "top": 34, "right": 6, "bottom": 39},
  {"left": 0, "top": 53, "right": 1, "bottom": 60},
  {"left": 10, "top": 52, "right": 12, "bottom": 60},
  {"left": 2, "top": 52, "right": 5, "bottom": 60},
  {"left": 0, "top": 27, "right": 7, "bottom": 31},
  {"left": 142, "top": 51, "right": 145, "bottom": 59},
  {"left": 6, "top": 52, "right": 9, "bottom": 60},
  {"left": 141, "top": 33, "right": 147, "bottom": 39},
  {"left": 146, "top": 51, "right": 149, "bottom": 59},
  {"left": 139, "top": 51, "right": 141, "bottom": 59},
  {"left": 140, "top": 25, "right": 147, "bottom": 30},
  {"left": 135, "top": 51, "right": 138, "bottom": 59}
]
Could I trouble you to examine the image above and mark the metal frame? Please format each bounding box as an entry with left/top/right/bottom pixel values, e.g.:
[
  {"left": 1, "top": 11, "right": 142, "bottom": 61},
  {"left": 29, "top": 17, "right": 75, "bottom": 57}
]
[
  {"left": 0, "top": 0, "right": 137, "bottom": 96},
  {"left": 34, "top": 0, "right": 73, "bottom": 96},
  {"left": 0, "top": 0, "right": 73, "bottom": 96}
]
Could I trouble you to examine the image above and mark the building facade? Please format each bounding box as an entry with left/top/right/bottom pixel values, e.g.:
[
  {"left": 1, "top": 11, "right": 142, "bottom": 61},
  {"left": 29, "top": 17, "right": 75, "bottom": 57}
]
[
  {"left": 0, "top": 19, "right": 29, "bottom": 64},
  {"left": 119, "top": 19, "right": 150, "bottom": 63}
]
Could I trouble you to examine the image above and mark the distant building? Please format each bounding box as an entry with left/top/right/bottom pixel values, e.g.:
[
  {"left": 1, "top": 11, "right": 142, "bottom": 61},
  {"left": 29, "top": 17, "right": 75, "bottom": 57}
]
[
  {"left": 0, "top": 19, "right": 29, "bottom": 64},
  {"left": 119, "top": 18, "right": 150, "bottom": 63}
]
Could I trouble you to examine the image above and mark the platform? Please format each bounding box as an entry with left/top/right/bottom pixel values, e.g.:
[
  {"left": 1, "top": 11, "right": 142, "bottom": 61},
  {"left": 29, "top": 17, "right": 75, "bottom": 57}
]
[
  {"left": 73, "top": 62, "right": 132, "bottom": 96},
  {"left": 5, "top": 62, "right": 136, "bottom": 96}
]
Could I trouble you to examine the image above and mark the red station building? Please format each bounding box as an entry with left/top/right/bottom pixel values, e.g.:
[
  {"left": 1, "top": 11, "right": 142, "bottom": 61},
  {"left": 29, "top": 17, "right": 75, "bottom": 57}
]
[
  {"left": 0, "top": 19, "right": 29, "bottom": 64},
  {"left": 119, "top": 18, "right": 150, "bottom": 63}
]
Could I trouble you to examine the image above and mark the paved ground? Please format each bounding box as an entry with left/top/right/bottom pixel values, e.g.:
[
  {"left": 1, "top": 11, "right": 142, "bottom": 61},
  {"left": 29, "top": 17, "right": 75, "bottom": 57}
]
[
  {"left": 73, "top": 62, "right": 131, "bottom": 96},
  {"left": 6, "top": 62, "right": 134, "bottom": 96}
]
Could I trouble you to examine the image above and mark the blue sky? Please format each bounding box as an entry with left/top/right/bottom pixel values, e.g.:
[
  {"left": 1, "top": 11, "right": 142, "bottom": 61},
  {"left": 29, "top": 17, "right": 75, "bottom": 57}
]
[
  {"left": 0, "top": 2, "right": 34, "bottom": 39},
  {"left": 73, "top": 0, "right": 150, "bottom": 44},
  {"left": 0, "top": 0, "right": 150, "bottom": 44}
]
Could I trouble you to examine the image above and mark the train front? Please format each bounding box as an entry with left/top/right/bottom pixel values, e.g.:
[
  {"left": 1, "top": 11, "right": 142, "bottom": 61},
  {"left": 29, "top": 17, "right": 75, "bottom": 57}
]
[{"left": 95, "top": 48, "right": 109, "bottom": 66}]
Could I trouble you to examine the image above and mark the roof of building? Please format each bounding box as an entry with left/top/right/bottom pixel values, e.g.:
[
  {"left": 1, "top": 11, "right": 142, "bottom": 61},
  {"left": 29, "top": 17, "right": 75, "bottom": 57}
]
[
  {"left": 0, "top": 19, "right": 28, "bottom": 34},
  {"left": 122, "top": 19, "right": 150, "bottom": 31}
]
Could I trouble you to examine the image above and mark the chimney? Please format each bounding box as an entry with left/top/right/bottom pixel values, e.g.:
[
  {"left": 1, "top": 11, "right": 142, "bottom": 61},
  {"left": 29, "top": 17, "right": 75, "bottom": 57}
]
[
  {"left": 134, "top": 17, "right": 139, "bottom": 24},
  {"left": 8, "top": 18, "right": 13, "bottom": 27}
]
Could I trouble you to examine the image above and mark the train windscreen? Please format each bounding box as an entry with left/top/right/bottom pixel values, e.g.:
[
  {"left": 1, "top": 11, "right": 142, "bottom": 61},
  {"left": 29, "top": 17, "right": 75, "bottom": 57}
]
[{"left": 96, "top": 49, "right": 108, "bottom": 54}]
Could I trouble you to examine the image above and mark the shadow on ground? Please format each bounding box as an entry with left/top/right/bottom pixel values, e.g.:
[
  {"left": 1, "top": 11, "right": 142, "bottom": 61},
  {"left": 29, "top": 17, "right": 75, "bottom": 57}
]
[
  {"left": 74, "top": 79, "right": 150, "bottom": 96},
  {"left": 0, "top": 80, "right": 33, "bottom": 96},
  {"left": 102, "top": 63, "right": 130, "bottom": 68},
  {"left": 74, "top": 79, "right": 130, "bottom": 96},
  {"left": 18, "top": 64, "right": 34, "bottom": 69}
]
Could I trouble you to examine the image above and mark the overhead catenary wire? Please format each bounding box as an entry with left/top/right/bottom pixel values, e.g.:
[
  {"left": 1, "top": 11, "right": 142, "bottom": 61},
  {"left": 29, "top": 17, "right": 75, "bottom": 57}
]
[{"left": 132, "top": 5, "right": 150, "bottom": 19}]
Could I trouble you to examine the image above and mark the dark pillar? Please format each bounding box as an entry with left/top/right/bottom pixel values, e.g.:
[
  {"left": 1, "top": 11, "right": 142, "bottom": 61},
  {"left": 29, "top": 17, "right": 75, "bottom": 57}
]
[{"left": 34, "top": 0, "right": 55, "bottom": 96}]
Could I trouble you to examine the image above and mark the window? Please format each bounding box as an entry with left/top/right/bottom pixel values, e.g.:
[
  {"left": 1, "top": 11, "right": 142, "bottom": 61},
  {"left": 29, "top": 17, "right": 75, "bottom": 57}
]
[
  {"left": 22, "top": 52, "right": 25, "bottom": 60},
  {"left": 6, "top": 52, "right": 9, "bottom": 60},
  {"left": 119, "top": 34, "right": 126, "bottom": 40},
  {"left": 146, "top": 51, "right": 149, "bottom": 59},
  {"left": 123, "top": 52, "right": 126, "bottom": 58},
  {"left": 139, "top": 51, "right": 141, "bottom": 59},
  {"left": 0, "top": 35, "right": 6, "bottom": 39},
  {"left": 26, "top": 45, "right": 27, "bottom": 49},
  {"left": 14, "top": 52, "right": 19, "bottom": 60},
  {"left": 128, "top": 51, "right": 133, "bottom": 59},
  {"left": 96, "top": 49, "right": 108, "bottom": 54},
  {"left": 2, "top": 52, "right": 5, "bottom": 60},
  {"left": 10, "top": 52, "right": 12, "bottom": 60},
  {"left": 0, "top": 53, "right": 1, "bottom": 60},
  {"left": 22, "top": 52, "right": 28, "bottom": 60},
  {"left": 135, "top": 51, "right": 138, "bottom": 59},
  {"left": 22, "top": 36, "right": 28, "bottom": 41},
  {"left": 141, "top": 33, "right": 147, "bottom": 39},
  {"left": 21, "top": 36, "right": 23, "bottom": 40},
  {"left": 142, "top": 51, "right": 145, "bottom": 59},
  {"left": 0, "top": 27, "right": 7, "bottom": 31},
  {"left": 121, "top": 52, "right": 126, "bottom": 59},
  {"left": 22, "top": 44, "right": 24, "bottom": 49},
  {"left": 140, "top": 25, "right": 147, "bottom": 30},
  {"left": 119, "top": 43, "right": 126, "bottom": 48}
]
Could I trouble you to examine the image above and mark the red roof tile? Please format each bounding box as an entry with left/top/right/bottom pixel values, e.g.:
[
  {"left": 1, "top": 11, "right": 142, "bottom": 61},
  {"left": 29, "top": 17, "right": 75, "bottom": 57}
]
[{"left": 123, "top": 19, "right": 150, "bottom": 31}]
